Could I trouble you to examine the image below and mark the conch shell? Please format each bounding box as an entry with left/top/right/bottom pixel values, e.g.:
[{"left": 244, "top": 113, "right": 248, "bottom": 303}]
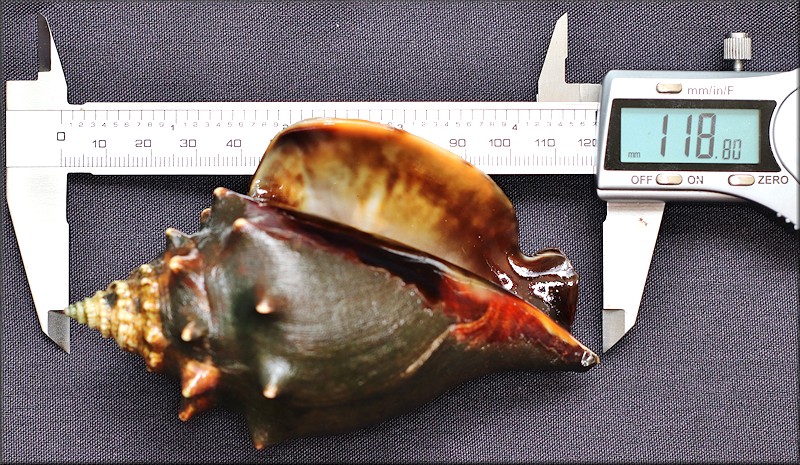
[{"left": 64, "top": 119, "right": 598, "bottom": 447}]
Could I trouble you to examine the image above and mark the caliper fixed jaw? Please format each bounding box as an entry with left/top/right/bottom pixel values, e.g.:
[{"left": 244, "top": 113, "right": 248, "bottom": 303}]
[
  {"left": 6, "top": 14, "right": 71, "bottom": 351},
  {"left": 6, "top": 164, "right": 72, "bottom": 354}
]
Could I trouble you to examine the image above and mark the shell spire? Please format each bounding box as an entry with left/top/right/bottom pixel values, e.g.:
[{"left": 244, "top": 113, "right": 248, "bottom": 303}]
[{"left": 64, "top": 261, "right": 169, "bottom": 371}]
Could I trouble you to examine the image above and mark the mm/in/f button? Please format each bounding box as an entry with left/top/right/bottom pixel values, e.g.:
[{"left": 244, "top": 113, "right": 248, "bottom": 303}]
[
  {"left": 656, "top": 174, "right": 683, "bottom": 185},
  {"left": 656, "top": 83, "right": 683, "bottom": 93},
  {"left": 728, "top": 174, "right": 755, "bottom": 186}
]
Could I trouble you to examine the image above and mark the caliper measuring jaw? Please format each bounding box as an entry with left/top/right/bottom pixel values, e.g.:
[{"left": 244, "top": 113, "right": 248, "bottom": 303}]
[
  {"left": 536, "top": 14, "right": 600, "bottom": 103},
  {"left": 537, "top": 14, "right": 654, "bottom": 353},
  {"left": 6, "top": 15, "right": 71, "bottom": 351}
]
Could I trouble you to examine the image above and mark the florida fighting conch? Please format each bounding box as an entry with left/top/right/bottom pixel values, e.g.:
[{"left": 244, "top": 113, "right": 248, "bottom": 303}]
[{"left": 64, "top": 118, "right": 599, "bottom": 448}]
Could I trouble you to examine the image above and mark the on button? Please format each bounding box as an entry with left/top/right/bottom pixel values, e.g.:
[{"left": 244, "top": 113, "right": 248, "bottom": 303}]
[
  {"left": 656, "top": 174, "right": 683, "bottom": 185},
  {"left": 728, "top": 174, "right": 755, "bottom": 186}
]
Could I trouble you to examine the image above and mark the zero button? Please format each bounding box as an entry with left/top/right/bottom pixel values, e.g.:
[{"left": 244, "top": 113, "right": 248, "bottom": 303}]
[{"left": 728, "top": 174, "right": 755, "bottom": 186}]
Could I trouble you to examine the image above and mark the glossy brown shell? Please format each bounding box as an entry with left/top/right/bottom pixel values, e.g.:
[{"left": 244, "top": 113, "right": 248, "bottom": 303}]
[{"left": 249, "top": 119, "right": 578, "bottom": 328}]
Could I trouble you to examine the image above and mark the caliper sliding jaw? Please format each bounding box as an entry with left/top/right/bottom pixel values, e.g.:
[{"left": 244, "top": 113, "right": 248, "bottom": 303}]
[
  {"left": 535, "top": 14, "right": 658, "bottom": 353},
  {"left": 600, "top": 202, "right": 665, "bottom": 352}
]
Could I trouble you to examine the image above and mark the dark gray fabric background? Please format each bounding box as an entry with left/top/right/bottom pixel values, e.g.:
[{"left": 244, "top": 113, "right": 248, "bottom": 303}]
[{"left": 2, "top": 1, "right": 798, "bottom": 463}]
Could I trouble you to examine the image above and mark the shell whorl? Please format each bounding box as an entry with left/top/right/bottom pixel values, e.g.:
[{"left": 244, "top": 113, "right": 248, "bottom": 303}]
[{"left": 64, "top": 262, "right": 169, "bottom": 371}]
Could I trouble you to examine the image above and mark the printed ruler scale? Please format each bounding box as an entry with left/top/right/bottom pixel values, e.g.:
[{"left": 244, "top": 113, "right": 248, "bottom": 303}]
[
  {"left": 7, "top": 14, "right": 598, "bottom": 351},
  {"left": 7, "top": 103, "right": 598, "bottom": 175}
]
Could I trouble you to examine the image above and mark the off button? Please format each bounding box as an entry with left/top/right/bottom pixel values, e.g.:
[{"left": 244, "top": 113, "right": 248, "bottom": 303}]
[
  {"left": 656, "top": 174, "right": 683, "bottom": 185},
  {"left": 728, "top": 174, "right": 755, "bottom": 186}
]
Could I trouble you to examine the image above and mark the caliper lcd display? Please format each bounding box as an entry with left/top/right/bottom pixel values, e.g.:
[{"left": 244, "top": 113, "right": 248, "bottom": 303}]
[
  {"left": 604, "top": 99, "right": 779, "bottom": 172},
  {"left": 620, "top": 107, "right": 760, "bottom": 164}
]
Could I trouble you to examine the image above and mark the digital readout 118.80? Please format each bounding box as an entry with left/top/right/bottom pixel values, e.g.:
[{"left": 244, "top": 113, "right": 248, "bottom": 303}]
[{"left": 620, "top": 107, "right": 760, "bottom": 164}]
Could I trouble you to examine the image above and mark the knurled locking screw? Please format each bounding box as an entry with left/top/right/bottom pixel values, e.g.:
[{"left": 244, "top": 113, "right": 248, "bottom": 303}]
[{"left": 724, "top": 32, "right": 752, "bottom": 71}]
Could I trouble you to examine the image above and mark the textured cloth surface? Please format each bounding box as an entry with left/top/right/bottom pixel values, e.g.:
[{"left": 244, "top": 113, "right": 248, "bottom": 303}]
[{"left": 2, "top": 1, "right": 798, "bottom": 463}]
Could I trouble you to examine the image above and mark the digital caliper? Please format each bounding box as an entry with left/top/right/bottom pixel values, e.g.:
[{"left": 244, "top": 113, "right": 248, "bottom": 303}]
[
  {"left": 596, "top": 33, "right": 798, "bottom": 351},
  {"left": 5, "top": 14, "right": 797, "bottom": 353}
]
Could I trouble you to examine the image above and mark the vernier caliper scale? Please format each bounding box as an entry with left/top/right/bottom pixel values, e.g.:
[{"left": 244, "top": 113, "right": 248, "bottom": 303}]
[{"left": 6, "top": 14, "right": 797, "bottom": 354}]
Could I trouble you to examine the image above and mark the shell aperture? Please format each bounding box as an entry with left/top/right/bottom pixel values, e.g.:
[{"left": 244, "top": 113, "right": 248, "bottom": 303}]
[
  {"left": 250, "top": 119, "right": 579, "bottom": 329},
  {"left": 64, "top": 119, "right": 598, "bottom": 447}
]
